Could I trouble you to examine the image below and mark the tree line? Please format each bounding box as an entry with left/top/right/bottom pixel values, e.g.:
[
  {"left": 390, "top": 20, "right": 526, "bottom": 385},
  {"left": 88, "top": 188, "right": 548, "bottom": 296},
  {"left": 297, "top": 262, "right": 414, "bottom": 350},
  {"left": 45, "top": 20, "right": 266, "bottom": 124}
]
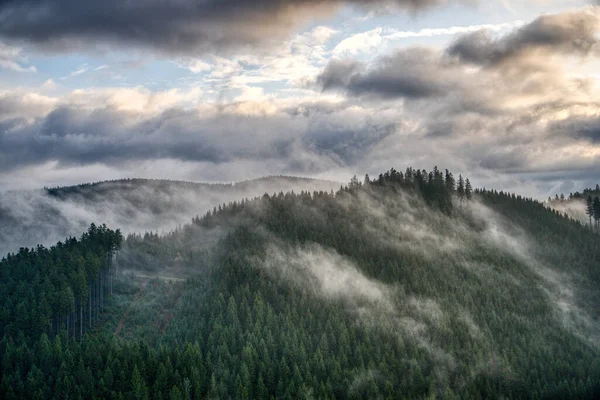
[{"left": 0, "top": 224, "right": 122, "bottom": 342}]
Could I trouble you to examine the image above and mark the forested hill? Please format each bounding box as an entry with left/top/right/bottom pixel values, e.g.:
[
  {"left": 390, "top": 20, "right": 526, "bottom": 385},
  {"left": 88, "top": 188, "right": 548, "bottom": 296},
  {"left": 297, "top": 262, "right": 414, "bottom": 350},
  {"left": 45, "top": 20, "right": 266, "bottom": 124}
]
[
  {"left": 0, "top": 176, "right": 339, "bottom": 256},
  {"left": 2, "top": 167, "right": 600, "bottom": 399},
  {"left": 547, "top": 184, "right": 600, "bottom": 228}
]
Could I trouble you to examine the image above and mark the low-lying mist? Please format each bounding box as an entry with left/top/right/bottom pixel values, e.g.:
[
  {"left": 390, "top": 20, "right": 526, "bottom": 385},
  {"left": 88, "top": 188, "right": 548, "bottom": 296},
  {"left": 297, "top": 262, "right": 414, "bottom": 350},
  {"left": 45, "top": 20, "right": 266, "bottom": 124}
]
[
  {"left": 0, "top": 176, "right": 339, "bottom": 256},
  {"left": 240, "top": 185, "right": 599, "bottom": 385},
  {"left": 546, "top": 198, "right": 587, "bottom": 223}
]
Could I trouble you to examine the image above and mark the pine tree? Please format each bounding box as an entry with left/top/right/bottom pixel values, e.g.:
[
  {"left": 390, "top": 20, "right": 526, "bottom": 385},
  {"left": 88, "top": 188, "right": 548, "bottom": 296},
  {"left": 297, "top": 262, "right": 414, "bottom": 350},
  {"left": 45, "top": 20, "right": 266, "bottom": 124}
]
[
  {"left": 586, "top": 196, "right": 594, "bottom": 231},
  {"left": 445, "top": 169, "right": 455, "bottom": 194},
  {"left": 457, "top": 175, "right": 465, "bottom": 204},
  {"left": 349, "top": 175, "right": 360, "bottom": 190},
  {"left": 132, "top": 365, "right": 149, "bottom": 400},
  {"left": 364, "top": 174, "right": 370, "bottom": 186},
  {"left": 593, "top": 197, "right": 600, "bottom": 232},
  {"left": 465, "top": 179, "right": 473, "bottom": 201}
]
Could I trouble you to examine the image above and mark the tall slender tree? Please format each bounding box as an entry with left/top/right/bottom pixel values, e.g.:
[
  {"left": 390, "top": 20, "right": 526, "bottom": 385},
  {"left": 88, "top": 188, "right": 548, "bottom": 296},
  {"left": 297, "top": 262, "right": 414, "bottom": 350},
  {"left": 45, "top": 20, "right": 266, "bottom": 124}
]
[
  {"left": 457, "top": 175, "right": 465, "bottom": 205},
  {"left": 465, "top": 179, "right": 473, "bottom": 201},
  {"left": 445, "top": 169, "right": 455, "bottom": 194},
  {"left": 594, "top": 197, "right": 600, "bottom": 233},
  {"left": 586, "top": 195, "right": 594, "bottom": 231}
]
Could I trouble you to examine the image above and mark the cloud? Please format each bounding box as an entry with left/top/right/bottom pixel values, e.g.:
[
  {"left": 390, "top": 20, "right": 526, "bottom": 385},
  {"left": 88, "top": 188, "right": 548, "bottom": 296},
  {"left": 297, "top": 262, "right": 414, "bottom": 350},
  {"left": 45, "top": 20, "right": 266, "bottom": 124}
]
[
  {"left": 0, "top": 90, "right": 56, "bottom": 121},
  {"left": 550, "top": 114, "right": 600, "bottom": 143},
  {"left": 320, "top": 9, "right": 600, "bottom": 103},
  {"left": 448, "top": 8, "right": 600, "bottom": 67},
  {"left": 385, "top": 21, "right": 524, "bottom": 40},
  {"left": 174, "top": 59, "right": 212, "bottom": 74},
  {"left": 311, "top": 10, "right": 600, "bottom": 193},
  {"left": 41, "top": 79, "right": 58, "bottom": 90},
  {"left": 333, "top": 27, "right": 385, "bottom": 56},
  {"left": 2, "top": 8, "right": 600, "bottom": 197},
  {"left": 319, "top": 48, "right": 459, "bottom": 99},
  {"left": 0, "top": 0, "right": 466, "bottom": 55},
  {"left": 0, "top": 41, "right": 36, "bottom": 72},
  {"left": 330, "top": 21, "right": 524, "bottom": 58},
  {"left": 0, "top": 88, "right": 398, "bottom": 180}
]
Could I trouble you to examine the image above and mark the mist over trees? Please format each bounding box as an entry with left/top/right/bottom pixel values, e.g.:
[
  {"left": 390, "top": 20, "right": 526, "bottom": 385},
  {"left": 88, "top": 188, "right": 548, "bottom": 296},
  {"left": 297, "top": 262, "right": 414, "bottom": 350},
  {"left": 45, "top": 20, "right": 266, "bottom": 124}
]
[
  {"left": 0, "top": 176, "right": 339, "bottom": 256},
  {"left": 1, "top": 167, "right": 600, "bottom": 399}
]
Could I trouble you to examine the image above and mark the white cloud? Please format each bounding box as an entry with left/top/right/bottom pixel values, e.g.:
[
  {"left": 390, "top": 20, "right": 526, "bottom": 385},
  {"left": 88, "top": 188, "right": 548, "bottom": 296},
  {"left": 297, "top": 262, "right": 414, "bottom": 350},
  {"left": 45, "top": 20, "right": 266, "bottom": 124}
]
[
  {"left": 63, "top": 63, "right": 89, "bottom": 79},
  {"left": 173, "top": 58, "right": 212, "bottom": 73},
  {"left": 0, "top": 41, "right": 36, "bottom": 72},
  {"left": 65, "top": 85, "right": 204, "bottom": 112},
  {"left": 385, "top": 21, "right": 525, "bottom": 40},
  {"left": 310, "top": 26, "right": 339, "bottom": 44},
  {"left": 333, "top": 27, "right": 384, "bottom": 56},
  {"left": 330, "top": 21, "right": 525, "bottom": 59},
  {"left": 41, "top": 79, "right": 58, "bottom": 90}
]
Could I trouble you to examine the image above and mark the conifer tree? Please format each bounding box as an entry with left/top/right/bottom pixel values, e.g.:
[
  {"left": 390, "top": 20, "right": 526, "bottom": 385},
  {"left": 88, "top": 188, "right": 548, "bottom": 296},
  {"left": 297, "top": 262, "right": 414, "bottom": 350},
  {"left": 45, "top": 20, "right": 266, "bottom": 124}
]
[
  {"left": 594, "top": 197, "right": 600, "bottom": 233},
  {"left": 586, "top": 196, "right": 594, "bottom": 231},
  {"left": 465, "top": 179, "right": 473, "bottom": 201},
  {"left": 445, "top": 169, "right": 455, "bottom": 194},
  {"left": 457, "top": 175, "right": 465, "bottom": 204}
]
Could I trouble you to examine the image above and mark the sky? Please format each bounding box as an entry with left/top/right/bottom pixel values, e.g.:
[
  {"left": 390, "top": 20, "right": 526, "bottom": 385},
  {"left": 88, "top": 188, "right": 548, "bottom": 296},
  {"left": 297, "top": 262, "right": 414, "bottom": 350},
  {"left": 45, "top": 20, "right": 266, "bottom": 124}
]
[{"left": 0, "top": 0, "right": 599, "bottom": 198}]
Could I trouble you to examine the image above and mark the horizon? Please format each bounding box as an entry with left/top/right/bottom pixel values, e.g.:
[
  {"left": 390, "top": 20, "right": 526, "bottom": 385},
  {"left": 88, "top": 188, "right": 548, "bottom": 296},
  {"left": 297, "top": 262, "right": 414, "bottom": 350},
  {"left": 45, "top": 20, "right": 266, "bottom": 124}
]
[{"left": 7, "top": 171, "right": 598, "bottom": 202}]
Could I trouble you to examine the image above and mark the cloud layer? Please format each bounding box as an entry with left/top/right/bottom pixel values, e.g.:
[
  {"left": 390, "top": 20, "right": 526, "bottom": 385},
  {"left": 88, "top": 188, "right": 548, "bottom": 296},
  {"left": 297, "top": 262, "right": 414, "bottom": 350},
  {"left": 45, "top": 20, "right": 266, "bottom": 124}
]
[
  {"left": 448, "top": 10, "right": 599, "bottom": 67},
  {"left": 313, "top": 8, "right": 600, "bottom": 191},
  {"left": 1, "top": 7, "right": 599, "bottom": 196},
  {"left": 0, "top": 0, "right": 463, "bottom": 54}
]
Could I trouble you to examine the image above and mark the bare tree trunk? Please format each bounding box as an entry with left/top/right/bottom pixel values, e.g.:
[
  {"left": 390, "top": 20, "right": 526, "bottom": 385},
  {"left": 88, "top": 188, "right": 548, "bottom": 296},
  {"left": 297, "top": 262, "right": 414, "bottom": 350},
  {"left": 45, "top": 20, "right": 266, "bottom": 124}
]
[
  {"left": 110, "top": 259, "right": 113, "bottom": 296},
  {"left": 96, "top": 277, "right": 100, "bottom": 320}
]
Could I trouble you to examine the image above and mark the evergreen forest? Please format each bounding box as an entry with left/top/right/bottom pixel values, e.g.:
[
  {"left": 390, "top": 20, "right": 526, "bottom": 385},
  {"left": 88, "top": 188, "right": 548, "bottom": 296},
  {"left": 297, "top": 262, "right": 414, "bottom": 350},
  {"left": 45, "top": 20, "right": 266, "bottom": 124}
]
[{"left": 1, "top": 167, "right": 600, "bottom": 399}]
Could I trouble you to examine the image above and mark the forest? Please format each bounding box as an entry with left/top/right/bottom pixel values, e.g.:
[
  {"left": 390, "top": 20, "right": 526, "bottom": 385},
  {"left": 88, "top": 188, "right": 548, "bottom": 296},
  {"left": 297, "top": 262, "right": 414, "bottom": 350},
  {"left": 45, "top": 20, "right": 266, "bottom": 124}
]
[{"left": 1, "top": 167, "right": 600, "bottom": 399}]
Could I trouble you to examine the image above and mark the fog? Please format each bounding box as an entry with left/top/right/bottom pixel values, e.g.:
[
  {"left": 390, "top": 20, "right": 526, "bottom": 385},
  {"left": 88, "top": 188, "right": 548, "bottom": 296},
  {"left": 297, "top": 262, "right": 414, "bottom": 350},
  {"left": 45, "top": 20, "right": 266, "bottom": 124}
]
[
  {"left": 260, "top": 241, "right": 456, "bottom": 376},
  {"left": 546, "top": 198, "right": 588, "bottom": 224},
  {"left": 467, "top": 198, "right": 600, "bottom": 348},
  {"left": 249, "top": 186, "right": 598, "bottom": 384},
  {"left": 263, "top": 242, "right": 395, "bottom": 312},
  {"left": 0, "top": 177, "right": 339, "bottom": 256}
]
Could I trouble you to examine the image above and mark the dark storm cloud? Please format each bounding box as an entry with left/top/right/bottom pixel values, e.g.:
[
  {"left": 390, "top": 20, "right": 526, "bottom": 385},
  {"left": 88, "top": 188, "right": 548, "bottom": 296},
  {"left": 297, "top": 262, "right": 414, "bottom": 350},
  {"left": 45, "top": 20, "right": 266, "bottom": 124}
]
[
  {"left": 318, "top": 48, "right": 457, "bottom": 99},
  {"left": 448, "top": 9, "right": 599, "bottom": 67},
  {"left": 0, "top": 0, "right": 462, "bottom": 54},
  {"left": 550, "top": 116, "right": 600, "bottom": 144}
]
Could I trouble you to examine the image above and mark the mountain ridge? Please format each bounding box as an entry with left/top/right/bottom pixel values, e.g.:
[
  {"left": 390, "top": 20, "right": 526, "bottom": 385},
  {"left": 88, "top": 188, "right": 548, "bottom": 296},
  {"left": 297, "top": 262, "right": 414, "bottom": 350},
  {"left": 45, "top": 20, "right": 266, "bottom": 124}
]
[{"left": 0, "top": 175, "right": 341, "bottom": 256}]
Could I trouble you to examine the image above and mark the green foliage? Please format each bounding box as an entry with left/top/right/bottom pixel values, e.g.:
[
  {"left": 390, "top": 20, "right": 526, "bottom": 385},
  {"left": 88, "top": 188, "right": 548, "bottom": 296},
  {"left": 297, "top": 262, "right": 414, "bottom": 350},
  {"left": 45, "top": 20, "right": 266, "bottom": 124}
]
[
  {"left": 0, "top": 224, "right": 122, "bottom": 341},
  {"left": 2, "top": 168, "right": 600, "bottom": 399}
]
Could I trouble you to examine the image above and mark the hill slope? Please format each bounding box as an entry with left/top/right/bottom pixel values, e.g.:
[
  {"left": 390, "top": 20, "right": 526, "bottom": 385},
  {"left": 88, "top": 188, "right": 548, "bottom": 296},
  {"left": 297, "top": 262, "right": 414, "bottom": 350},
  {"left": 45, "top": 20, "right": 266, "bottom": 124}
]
[
  {"left": 1, "top": 168, "right": 599, "bottom": 399},
  {"left": 0, "top": 176, "right": 339, "bottom": 256}
]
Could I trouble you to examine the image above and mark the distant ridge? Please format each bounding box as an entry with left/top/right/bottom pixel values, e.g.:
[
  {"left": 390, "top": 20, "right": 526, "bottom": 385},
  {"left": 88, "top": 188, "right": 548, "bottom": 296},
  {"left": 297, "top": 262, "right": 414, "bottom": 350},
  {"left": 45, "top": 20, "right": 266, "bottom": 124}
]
[
  {"left": 42, "top": 175, "right": 340, "bottom": 196},
  {"left": 0, "top": 175, "right": 341, "bottom": 256}
]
